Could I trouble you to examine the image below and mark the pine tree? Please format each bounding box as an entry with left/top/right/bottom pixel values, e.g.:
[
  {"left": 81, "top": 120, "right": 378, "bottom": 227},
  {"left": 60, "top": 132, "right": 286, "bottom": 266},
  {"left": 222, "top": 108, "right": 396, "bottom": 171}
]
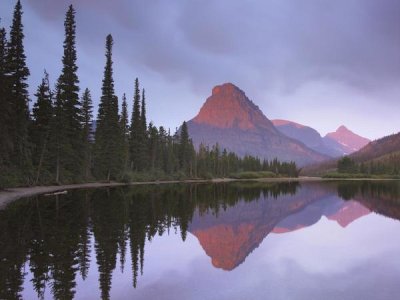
[
  {"left": 94, "top": 34, "right": 122, "bottom": 180},
  {"left": 179, "top": 121, "right": 192, "bottom": 174},
  {"left": 140, "top": 88, "right": 148, "bottom": 169},
  {"left": 120, "top": 93, "right": 130, "bottom": 170},
  {"left": 148, "top": 122, "right": 159, "bottom": 171},
  {"left": 129, "top": 78, "right": 142, "bottom": 171},
  {"left": 0, "top": 26, "right": 11, "bottom": 167},
  {"left": 141, "top": 89, "right": 147, "bottom": 135},
  {"left": 7, "top": 0, "right": 31, "bottom": 170},
  {"left": 53, "top": 5, "right": 83, "bottom": 182},
  {"left": 31, "top": 71, "right": 53, "bottom": 183},
  {"left": 81, "top": 88, "right": 93, "bottom": 180}
]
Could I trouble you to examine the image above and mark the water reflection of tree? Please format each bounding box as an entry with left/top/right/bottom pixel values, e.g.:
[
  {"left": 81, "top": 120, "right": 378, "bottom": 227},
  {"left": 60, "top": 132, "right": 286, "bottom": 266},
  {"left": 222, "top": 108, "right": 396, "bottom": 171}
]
[
  {"left": 337, "top": 181, "right": 400, "bottom": 221},
  {"left": 0, "top": 182, "right": 301, "bottom": 299}
]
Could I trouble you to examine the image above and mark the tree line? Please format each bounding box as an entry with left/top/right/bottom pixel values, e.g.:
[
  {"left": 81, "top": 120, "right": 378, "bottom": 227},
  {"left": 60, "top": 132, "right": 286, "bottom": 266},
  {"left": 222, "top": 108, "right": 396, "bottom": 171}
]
[
  {"left": 0, "top": 2, "right": 298, "bottom": 188},
  {"left": 337, "top": 155, "right": 400, "bottom": 176}
]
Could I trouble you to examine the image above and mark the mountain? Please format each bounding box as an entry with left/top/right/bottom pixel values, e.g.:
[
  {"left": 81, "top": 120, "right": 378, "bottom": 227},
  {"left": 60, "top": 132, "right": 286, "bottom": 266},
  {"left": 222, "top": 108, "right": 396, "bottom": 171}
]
[
  {"left": 349, "top": 132, "right": 400, "bottom": 162},
  {"left": 302, "top": 132, "right": 400, "bottom": 175},
  {"left": 272, "top": 119, "right": 342, "bottom": 157},
  {"left": 187, "top": 83, "right": 328, "bottom": 166},
  {"left": 323, "top": 125, "right": 370, "bottom": 155}
]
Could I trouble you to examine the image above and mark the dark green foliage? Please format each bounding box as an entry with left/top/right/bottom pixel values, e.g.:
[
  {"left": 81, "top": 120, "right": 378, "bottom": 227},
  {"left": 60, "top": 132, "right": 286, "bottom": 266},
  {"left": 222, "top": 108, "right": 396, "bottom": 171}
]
[
  {"left": 337, "top": 156, "right": 357, "bottom": 173},
  {"left": 30, "top": 71, "right": 53, "bottom": 183},
  {"left": 81, "top": 88, "right": 93, "bottom": 180},
  {"left": 334, "top": 154, "right": 400, "bottom": 177},
  {"left": 129, "top": 78, "right": 147, "bottom": 171},
  {"left": 120, "top": 93, "right": 130, "bottom": 171},
  {"left": 194, "top": 144, "right": 299, "bottom": 178},
  {"left": 0, "top": 26, "right": 11, "bottom": 167},
  {"left": 94, "top": 34, "right": 123, "bottom": 180},
  {"left": 179, "top": 121, "right": 193, "bottom": 174},
  {"left": 140, "top": 88, "right": 149, "bottom": 170},
  {"left": 7, "top": 0, "right": 31, "bottom": 170},
  {"left": 141, "top": 89, "right": 147, "bottom": 136},
  {"left": 51, "top": 5, "right": 83, "bottom": 182}
]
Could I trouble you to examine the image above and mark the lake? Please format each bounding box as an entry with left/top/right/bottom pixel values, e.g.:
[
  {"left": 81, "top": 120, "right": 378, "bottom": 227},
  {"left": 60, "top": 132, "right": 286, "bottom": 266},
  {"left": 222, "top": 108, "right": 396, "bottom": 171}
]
[{"left": 1, "top": 180, "right": 400, "bottom": 300}]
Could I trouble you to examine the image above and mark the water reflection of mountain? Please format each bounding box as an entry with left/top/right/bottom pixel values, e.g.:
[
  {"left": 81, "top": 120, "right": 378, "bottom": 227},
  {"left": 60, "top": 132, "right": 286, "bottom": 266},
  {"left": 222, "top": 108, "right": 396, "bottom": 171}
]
[
  {"left": 0, "top": 181, "right": 399, "bottom": 299},
  {"left": 189, "top": 183, "right": 371, "bottom": 271}
]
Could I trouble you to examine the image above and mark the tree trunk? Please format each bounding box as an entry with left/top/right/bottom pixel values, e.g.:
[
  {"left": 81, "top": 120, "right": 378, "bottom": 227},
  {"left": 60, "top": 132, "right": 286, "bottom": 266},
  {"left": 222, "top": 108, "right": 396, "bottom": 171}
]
[{"left": 35, "top": 137, "right": 48, "bottom": 184}]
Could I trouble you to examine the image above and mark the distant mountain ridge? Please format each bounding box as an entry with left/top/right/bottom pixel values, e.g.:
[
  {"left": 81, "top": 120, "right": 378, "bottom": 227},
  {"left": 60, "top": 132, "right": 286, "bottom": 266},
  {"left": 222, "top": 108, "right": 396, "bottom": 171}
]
[
  {"left": 187, "top": 83, "right": 328, "bottom": 166},
  {"left": 302, "top": 132, "right": 400, "bottom": 175},
  {"left": 272, "top": 120, "right": 342, "bottom": 157},
  {"left": 349, "top": 132, "right": 400, "bottom": 162},
  {"left": 272, "top": 120, "right": 370, "bottom": 157}
]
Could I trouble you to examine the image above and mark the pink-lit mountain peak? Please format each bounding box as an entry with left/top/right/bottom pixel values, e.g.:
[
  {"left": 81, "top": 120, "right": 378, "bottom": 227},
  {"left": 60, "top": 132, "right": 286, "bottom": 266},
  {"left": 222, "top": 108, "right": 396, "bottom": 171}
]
[
  {"left": 324, "top": 125, "right": 370, "bottom": 154},
  {"left": 192, "top": 83, "right": 276, "bottom": 131}
]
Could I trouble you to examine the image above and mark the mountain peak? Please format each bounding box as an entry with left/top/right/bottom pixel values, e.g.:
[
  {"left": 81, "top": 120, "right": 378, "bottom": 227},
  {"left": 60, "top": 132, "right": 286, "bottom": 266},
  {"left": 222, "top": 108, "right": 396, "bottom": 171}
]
[
  {"left": 187, "top": 84, "right": 328, "bottom": 166},
  {"left": 325, "top": 125, "right": 370, "bottom": 154},
  {"left": 337, "top": 125, "right": 350, "bottom": 132},
  {"left": 212, "top": 82, "right": 243, "bottom": 96},
  {"left": 192, "top": 83, "right": 275, "bottom": 131}
]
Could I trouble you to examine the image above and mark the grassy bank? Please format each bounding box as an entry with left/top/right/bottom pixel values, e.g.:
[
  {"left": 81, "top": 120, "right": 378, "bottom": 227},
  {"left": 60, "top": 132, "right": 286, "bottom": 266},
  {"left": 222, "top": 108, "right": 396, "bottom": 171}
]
[
  {"left": 322, "top": 172, "right": 400, "bottom": 179},
  {"left": 229, "top": 171, "right": 277, "bottom": 179}
]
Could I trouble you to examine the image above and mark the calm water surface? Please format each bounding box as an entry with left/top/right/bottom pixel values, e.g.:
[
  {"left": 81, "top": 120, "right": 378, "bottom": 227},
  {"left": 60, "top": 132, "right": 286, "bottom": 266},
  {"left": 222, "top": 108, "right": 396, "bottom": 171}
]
[{"left": 1, "top": 181, "right": 400, "bottom": 300}]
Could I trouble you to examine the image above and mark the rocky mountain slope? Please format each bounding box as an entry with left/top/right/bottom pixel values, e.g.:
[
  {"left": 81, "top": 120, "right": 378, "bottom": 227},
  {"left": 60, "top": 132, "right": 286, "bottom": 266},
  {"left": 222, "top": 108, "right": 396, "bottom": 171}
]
[{"left": 187, "top": 83, "right": 327, "bottom": 166}]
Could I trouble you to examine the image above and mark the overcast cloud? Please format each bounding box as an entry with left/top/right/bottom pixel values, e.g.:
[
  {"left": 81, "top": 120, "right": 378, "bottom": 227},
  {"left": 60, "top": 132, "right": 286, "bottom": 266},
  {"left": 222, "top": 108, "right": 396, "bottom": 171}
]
[{"left": 0, "top": 0, "right": 399, "bottom": 139}]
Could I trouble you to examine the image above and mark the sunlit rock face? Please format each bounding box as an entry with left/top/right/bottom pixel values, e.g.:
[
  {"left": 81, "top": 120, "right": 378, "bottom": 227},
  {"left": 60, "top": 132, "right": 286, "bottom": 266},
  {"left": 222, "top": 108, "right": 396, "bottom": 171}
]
[
  {"left": 323, "top": 125, "right": 370, "bottom": 155},
  {"left": 193, "top": 83, "right": 277, "bottom": 132},
  {"left": 187, "top": 83, "right": 328, "bottom": 166}
]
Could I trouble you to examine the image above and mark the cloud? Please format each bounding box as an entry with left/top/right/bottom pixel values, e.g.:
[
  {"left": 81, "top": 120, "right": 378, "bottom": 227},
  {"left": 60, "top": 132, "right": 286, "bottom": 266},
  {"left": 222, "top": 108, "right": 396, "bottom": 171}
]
[
  {"left": 22, "top": 0, "right": 400, "bottom": 91},
  {"left": 1, "top": 0, "right": 399, "bottom": 138}
]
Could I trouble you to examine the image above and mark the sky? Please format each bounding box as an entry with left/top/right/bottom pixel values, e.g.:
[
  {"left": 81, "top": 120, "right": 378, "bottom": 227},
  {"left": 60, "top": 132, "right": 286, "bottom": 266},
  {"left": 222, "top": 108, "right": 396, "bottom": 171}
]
[{"left": 0, "top": 0, "right": 399, "bottom": 140}]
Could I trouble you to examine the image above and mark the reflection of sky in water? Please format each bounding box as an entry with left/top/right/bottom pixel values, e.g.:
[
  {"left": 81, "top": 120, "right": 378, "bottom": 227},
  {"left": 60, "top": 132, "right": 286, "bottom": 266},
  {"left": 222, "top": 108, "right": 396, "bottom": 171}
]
[
  {"left": 126, "top": 214, "right": 400, "bottom": 300},
  {"left": 22, "top": 212, "right": 400, "bottom": 299},
  {"left": 15, "top": 182, "right": 400, "bottom": 299}
]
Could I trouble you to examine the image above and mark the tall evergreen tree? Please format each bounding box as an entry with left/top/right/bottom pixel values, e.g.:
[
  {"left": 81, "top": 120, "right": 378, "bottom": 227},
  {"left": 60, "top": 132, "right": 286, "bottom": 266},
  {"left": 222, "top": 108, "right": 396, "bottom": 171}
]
[
  {"left": 31, "top": 71, "right": 53, "bottom": 183},
  {"left": 179, "top": 121, "right": 192, "bottom": 174},
  {"left": 141, "top": 89, "right": 147, "bottom": 135},
  {"left": 81, "top": 88, "right": 93, "bottom": 180},
  {"left": 7, "top": 0, "right": 31, "bottom": 170},
  {"left": 140, "top": 88, "right": 149, "bottom": 169},
  {"left": 0, "top": 26, "right": 11, "bottom": 167},
  {"left": 94, "top": 34, "right": 122, "bottom": 180},
  {"left": 52, "top": 5, "right": 83, "bottom": 182},
  {"left": 120, "top": 93, "right": 130, "bottom": 170},
  {"left": 148, "top": 122, "right": 159, "bottom": 171},
  {"left": 129, "top": 78, "right": 142, "bottom": 171}
]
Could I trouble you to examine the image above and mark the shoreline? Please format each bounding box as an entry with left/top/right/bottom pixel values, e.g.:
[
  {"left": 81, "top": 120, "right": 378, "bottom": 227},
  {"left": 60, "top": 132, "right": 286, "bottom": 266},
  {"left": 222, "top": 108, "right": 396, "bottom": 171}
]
[{"left": 0, "top": 176, "right": 398, "bottom": 209}]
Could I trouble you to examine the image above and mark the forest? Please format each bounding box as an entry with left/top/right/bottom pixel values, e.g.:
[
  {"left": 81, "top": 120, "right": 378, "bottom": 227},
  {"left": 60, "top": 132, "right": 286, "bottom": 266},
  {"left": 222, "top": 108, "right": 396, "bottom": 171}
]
[
  {"left": 323, "top": 154, "right": 400, "bottom": 179},
  {"left": 0, "top": 2, "right": 298, "bottom": 188}
]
